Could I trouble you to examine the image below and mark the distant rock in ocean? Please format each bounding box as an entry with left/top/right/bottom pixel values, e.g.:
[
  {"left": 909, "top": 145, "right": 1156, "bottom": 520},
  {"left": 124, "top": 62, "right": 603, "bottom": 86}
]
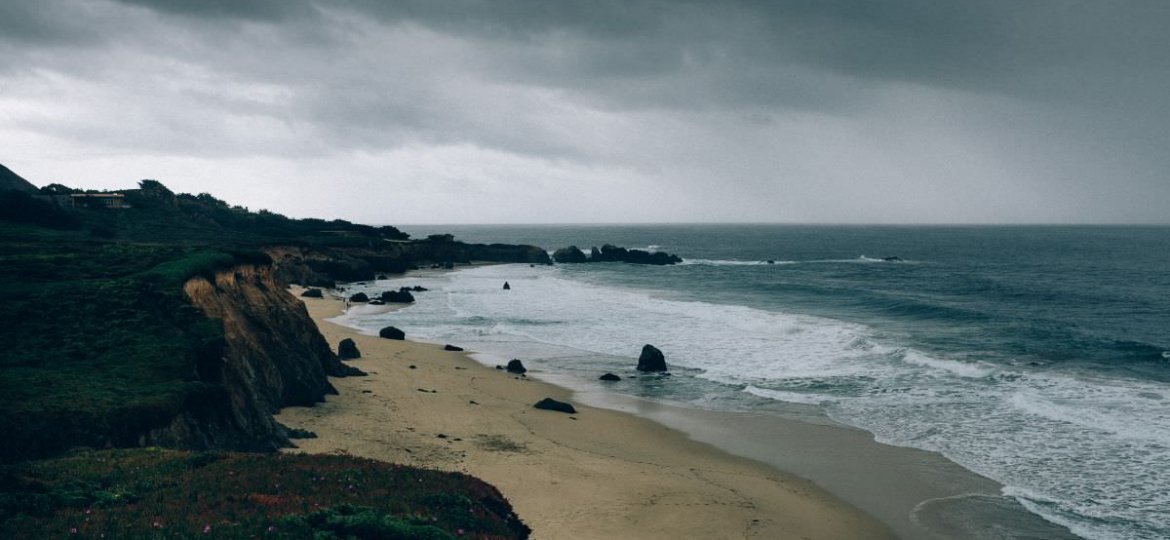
[
  {"left": 636, "top": 344, "right": 667, "bottom": 372},
  {"left": 553, "top": 243, "right": 682, "bottom": 265},
  {"left": 599, "top": 373, "right": 621, "bottom": 381},
  {"left": 380, "top": 289, "right": 414, "bottom": 303},
  {"left": 553, "top": 246, "right": 588, "bottom": 263}
]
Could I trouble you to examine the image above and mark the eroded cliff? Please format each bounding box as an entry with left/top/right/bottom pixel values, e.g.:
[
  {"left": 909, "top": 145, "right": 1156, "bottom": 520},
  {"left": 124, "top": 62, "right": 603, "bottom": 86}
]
[{"left": 148, "top": 264, "right": 352, "bottom": 451}]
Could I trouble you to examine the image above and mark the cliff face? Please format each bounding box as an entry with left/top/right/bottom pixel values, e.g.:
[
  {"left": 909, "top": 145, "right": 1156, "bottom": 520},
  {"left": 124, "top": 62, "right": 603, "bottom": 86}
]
[{"left": 149, "top": 264, "right": 346, "bottom": 451}]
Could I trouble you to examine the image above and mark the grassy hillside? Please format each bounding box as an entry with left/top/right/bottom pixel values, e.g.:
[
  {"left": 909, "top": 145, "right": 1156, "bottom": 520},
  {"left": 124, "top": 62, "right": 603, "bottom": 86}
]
[{"left": 0, "top": 448, "right": 529, "bottom": 539}]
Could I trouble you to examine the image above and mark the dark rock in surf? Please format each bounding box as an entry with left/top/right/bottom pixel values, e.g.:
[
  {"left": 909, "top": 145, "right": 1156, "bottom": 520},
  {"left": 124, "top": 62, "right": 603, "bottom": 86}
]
[
  {"left": 378, "top": 326, "right": 405, "bottom": 340},
  {"left": 503, "top": 281, "right": 511, "bottom": 290},
  {"left": 349, "top": 292, "right": 369, "bottom": 303},
  {"left": 599, "top": 373, "right": 621, "bottom": 382},
  {"left": 380, "top": 289, "right": 415, "bottom": 303},
  {"left": 553, "top": 246, "right": 588, "bottom": 263},
  {"left": 636, "top": 344, "right": 667, "bottom": 372},
  {"left": 534, "top": 398, "right": 576, "bottom": 414},
  {"left": 444, "top": 344, "right": 464, "bottom": 352},
  {"left": 506, "top": 359, "right": 527, "bottom": 374},
  {"left": 337, "top": 338, "right": 361, "bottom": 360}
]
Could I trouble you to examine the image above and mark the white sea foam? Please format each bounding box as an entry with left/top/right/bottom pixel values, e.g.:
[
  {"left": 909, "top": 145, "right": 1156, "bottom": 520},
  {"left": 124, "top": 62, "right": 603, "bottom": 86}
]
[{"left": 899, "top": 349, "right": 997, "bottom": 379}]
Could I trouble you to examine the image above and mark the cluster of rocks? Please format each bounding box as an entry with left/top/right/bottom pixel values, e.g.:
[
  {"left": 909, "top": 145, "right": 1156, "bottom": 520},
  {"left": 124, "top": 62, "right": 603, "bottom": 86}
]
[
  {"left": 552, "top": 244, "right": 682, "bottom": 266},
  {"left": 348, "top": 286, "right": 427, "bottom": 305}
]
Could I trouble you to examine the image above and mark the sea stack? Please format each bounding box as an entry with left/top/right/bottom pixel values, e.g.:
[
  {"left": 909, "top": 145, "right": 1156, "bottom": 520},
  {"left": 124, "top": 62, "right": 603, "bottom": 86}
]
[{"left": 636, "top": 344, "right": 667, "bottom": 372}]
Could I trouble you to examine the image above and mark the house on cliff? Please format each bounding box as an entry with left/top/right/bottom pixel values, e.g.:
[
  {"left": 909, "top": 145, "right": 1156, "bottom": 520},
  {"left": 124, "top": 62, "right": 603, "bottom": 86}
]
[{"left": 70, "top": 193, "right": 131, "bottom": 209}]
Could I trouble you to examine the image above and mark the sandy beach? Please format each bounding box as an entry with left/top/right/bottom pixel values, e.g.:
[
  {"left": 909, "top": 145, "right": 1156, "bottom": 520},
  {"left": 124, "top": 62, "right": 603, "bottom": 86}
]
[{"left": 276, "top": 290, "right": 894, "bottom": 540}]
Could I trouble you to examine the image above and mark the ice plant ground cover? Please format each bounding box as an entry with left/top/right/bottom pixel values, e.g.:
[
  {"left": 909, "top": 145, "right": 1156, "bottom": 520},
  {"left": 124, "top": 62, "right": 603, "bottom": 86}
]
[{"left": 0, "top": 448, "right": 529, "bottom": 539}]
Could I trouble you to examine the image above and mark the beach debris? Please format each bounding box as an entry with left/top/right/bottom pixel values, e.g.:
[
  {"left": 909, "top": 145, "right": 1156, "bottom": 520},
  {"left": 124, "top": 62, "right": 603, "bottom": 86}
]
[
  {"left": 469, "top": 400, "right": 478, "bottom": 405},
  {"left": 337, "top": 338, "right": 361, "bottom": 360},
  {"left": 436, "top": 433, "right": 448, "bottom": 439},
  {"left": 495, "top": 365, "right": 504, "bottom": 370},
  {"left": 503, "top": 281, "right": 511, "bottom": 290},
  {"left": 349, "top": 292, "right": 369, "bottom": 303},
  {"left": 599, "top": 373, "right": 621, "bottom": 381},
  {"left": 378, "top": 326, "right": 405, "bottom": 340},
  {"left": 533, "top": 398, "right": 577, "bottom": 414},
  {"left": 444, "top": 344, "right": 464, "bottom": 351},
  {"left": 300, "top": 288, "right": 323, "bottom": 298},
  {"left": 361, "top": 390, "right": 372, "bottom": 394},
  {"left": 506, "top": 359, "right": 527, "bottom": 374},
  {"left": 637, "top": 344, "right": 668, "bottom": 372},
  {"left": 380, "top": 289, "right": 415, "bottom": 303},
  {"left": 409, "top": 365, "right": 417, "bottom": 369}
]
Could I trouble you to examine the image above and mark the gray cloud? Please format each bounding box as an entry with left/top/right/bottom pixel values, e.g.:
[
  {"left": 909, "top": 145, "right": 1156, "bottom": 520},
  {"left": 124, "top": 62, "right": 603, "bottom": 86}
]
[{"left": 3, "top": 0, "right": 1168, "bottom": 224}]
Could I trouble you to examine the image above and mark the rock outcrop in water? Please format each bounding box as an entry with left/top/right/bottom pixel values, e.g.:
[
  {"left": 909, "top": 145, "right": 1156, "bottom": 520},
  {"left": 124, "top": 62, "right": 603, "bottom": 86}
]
[
  {"left": 380, "top": 289, "right": 415, "bottom": 303},
  {"left": 553, "top": 244, "right": 682, "bottom": 265},
  {"left": 637, "top": 344, "right": 668, "bottom": 372},
  {"left": 553, "top": 246, "right": 588, "bottom": 263}
]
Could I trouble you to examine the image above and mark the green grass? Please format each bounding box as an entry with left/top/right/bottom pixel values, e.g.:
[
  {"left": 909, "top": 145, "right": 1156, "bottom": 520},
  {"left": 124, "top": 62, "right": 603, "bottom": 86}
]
[
  {"left": 0, "top": 230, "right": 248, "bottom": 461},
  {"left": 0, "top": 449, "right": 529, "bottom": 539}
]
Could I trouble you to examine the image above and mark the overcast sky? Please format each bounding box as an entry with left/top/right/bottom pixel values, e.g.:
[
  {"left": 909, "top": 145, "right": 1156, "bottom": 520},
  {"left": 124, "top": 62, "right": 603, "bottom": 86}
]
[{"left": 2, "top": 0, "right": 1168, "bottom": 224}]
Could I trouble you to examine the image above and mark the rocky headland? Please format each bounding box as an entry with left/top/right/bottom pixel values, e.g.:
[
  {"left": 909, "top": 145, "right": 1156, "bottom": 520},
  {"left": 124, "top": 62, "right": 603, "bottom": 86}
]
[{"left": 553, "top": 243, "right": 682, "bottom": 265}]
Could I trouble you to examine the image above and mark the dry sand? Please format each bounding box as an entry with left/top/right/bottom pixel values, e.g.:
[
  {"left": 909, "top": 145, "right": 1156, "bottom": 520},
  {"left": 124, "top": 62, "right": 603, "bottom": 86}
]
[{"left": 277, "top": 291, "right": 895, "bottom": 540}]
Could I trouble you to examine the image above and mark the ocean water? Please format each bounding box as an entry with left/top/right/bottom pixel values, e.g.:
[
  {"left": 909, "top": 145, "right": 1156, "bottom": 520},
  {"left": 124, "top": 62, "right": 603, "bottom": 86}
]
[{"left": 340, "top": 225, "right": 1170, "bottom": 540}]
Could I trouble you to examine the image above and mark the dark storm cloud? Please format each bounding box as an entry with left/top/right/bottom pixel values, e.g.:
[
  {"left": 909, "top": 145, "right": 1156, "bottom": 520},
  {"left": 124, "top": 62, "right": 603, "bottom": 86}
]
[{"left": 4, "top": 0, "right": 1169, "bottom": 223}]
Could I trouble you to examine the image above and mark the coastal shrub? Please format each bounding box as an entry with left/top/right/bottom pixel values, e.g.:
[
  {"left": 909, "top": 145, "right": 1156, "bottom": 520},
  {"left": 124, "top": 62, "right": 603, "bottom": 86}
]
[{"left": 0, "top": 449, "right": 530, "bottom": 539}]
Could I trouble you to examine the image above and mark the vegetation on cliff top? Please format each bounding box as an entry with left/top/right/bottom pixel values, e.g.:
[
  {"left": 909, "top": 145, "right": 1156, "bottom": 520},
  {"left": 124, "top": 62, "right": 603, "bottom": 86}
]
[{"left": 0, "top": 448, "right": 529, "bottom": 539}]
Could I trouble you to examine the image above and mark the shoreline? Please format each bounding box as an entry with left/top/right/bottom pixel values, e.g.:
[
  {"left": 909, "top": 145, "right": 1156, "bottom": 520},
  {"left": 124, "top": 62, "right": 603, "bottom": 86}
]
[{"left": 278, "top": 289, "right": 895, "bottom": 540}]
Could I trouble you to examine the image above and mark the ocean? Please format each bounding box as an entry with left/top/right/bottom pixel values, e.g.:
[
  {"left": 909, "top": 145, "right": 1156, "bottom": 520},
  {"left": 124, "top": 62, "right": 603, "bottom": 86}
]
[{"left": 337, "top": 225, "right": 1170, "bottom": 540}]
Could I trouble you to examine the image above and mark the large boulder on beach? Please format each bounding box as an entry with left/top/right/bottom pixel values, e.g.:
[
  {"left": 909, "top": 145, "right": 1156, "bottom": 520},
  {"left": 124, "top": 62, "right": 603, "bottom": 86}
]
[
  {"left": 637, "top": 344, "right": 667, "bottom": 372},
  {"left": 300, "top": 288, "right": 323, "bottom": 298},
  {"left": 506, "top": 359, "right": 527, "bottom": 374},
  {"left": 349, "top": 292, "right": 369, "bottom": 303},
  {"left": 380, "top": 289, "right": 415, "bottom": 303},
  {"left": 444, "top": 344, "right": 464, "bottom": 351},
  {"left": 534, "top": 398, "right": 576, "bottom": 414},
  {"left": 338, "top": 338, "right": 360, "bottom": 360},
  {"left": 378, "top": 326, "right": 405, "bottom": 340},
  {"left": 553, "top": 246, "right": 588, "bottom": 263}
]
